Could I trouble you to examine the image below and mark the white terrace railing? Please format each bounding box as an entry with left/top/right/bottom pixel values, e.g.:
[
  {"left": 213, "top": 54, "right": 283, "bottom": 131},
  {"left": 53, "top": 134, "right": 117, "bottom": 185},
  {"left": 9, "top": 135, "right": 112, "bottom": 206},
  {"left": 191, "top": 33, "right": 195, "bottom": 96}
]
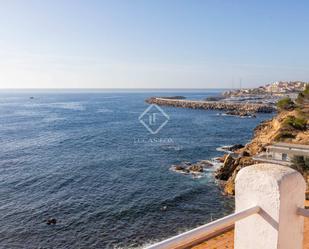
[
  {"left": 146, "top": 163, "right": 308, "bottom": 249},
  {"left": 147, "top": 206, "right": 260, "bottom": 249}
]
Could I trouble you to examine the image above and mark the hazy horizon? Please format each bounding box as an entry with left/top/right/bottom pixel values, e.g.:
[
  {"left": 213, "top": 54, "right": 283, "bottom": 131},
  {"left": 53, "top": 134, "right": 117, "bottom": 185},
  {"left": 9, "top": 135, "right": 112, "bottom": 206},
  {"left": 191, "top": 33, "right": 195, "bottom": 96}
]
[
  {"left": 1, "top": 0, "right": 309, "bottom": 89},
  {"left": 0, "top": 87, "right": 233, "bottom": 92}
]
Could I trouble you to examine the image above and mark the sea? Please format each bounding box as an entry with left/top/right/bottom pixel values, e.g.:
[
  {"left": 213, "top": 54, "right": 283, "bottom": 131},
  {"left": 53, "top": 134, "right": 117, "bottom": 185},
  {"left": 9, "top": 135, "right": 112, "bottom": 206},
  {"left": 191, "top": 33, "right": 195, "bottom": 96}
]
[{"left": 0, "top": 90, "right": 273, "bottom": 249}]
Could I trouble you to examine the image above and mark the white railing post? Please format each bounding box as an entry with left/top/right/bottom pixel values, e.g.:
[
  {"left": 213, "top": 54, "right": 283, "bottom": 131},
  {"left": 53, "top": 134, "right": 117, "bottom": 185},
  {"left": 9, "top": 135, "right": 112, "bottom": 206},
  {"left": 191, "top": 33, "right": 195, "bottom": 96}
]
[{"left": 235, "top": 163, "right": 306, "bottom": 249}]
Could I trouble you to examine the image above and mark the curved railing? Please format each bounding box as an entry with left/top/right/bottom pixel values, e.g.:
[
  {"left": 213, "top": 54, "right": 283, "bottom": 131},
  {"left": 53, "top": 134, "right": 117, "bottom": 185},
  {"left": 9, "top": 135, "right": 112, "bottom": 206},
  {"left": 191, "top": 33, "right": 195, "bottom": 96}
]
[{"left": 146, "top": 206, "right": 260, "bottom": 249}]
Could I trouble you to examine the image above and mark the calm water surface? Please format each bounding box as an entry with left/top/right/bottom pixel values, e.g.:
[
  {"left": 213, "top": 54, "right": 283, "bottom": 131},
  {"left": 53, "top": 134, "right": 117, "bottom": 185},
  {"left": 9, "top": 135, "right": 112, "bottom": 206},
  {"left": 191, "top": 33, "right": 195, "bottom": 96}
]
[{"left": 0, "top": 90, "right": 272, "bottom": 248}]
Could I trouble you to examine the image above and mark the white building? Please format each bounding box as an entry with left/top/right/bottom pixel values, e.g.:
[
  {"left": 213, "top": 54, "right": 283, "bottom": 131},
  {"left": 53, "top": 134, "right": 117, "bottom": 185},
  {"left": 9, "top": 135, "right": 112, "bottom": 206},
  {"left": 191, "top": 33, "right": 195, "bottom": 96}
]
[{"left": 253, "top": 142, "right": 309, "bottom": 166}]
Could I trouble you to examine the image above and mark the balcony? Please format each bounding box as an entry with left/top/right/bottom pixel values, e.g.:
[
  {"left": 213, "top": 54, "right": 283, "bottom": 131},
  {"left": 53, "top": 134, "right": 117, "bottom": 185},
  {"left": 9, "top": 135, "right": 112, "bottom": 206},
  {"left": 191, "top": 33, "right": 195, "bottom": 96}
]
[{"left": 145, "top": 163, "right": 308, "bottom": 249}]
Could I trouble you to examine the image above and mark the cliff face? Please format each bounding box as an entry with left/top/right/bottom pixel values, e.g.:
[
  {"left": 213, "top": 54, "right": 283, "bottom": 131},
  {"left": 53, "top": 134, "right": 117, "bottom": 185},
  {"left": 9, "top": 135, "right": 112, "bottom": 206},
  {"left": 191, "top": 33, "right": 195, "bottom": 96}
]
[{"left": 243, "top": 110, "right": 309, "bottom": 155}]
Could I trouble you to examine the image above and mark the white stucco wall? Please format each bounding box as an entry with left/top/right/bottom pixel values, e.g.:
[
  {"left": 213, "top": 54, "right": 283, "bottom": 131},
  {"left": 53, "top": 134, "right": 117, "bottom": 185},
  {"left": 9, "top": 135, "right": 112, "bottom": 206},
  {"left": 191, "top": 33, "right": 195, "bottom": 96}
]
[{"left": 234, "top": 164, "right": 305, "bottom": 249}]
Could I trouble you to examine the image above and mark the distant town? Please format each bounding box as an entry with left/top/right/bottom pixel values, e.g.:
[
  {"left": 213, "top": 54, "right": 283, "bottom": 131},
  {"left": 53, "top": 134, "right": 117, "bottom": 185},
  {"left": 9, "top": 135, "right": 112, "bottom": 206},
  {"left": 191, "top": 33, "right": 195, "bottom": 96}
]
[{"left": 223, "top": 81, "right": 308, "bottom": 97}]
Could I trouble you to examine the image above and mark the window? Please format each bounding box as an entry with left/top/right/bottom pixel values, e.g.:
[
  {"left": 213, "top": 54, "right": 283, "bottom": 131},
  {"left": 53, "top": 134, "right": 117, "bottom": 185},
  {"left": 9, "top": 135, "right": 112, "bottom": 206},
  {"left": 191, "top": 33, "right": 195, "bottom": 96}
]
[{"left": 282, "top": 153, "right": 288, "bottom": 161}]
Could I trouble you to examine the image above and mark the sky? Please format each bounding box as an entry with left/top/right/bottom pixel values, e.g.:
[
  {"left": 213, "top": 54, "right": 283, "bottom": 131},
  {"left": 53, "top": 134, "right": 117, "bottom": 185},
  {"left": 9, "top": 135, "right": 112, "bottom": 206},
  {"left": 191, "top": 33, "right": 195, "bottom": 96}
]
[{"left": 0, "top": 0, "right": 309, "bottom": 89}]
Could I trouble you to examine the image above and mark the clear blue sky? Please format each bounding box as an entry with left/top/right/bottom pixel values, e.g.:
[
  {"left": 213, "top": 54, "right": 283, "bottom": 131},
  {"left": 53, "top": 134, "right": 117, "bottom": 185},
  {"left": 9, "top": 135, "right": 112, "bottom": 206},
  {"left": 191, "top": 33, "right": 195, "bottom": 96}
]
[{"left": 0, "top": 0, "right": 309, "bottom": 88}]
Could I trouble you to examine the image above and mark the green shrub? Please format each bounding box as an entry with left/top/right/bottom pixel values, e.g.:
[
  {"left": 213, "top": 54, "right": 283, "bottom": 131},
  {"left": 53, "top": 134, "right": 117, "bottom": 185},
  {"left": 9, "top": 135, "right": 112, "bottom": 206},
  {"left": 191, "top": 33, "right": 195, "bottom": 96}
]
[
  {"left": 284, "top": 115, "right": 307, "bottom": 130},
  {"left": 274, "top": 131, "right": 296, "bottom": 141},
  {"left": 276, "top": 97, "right": 295, "bottom": 110}
]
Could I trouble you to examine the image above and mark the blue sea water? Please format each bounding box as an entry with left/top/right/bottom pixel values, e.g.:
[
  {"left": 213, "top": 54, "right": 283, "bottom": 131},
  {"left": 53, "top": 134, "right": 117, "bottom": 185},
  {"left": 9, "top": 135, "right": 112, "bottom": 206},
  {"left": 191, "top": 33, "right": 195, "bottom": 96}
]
[{"left": 0, "top": 90, "right": 273, "bottom": 249}]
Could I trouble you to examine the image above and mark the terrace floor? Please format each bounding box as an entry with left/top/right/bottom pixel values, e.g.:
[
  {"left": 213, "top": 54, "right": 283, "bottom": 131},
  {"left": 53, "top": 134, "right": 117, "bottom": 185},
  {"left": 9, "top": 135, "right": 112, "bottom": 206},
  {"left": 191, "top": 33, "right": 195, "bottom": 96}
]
[
  {"left": 191, "top": 218, "right": 309, "bottom": 249},
  {"left": 191, "top": 201, "right": 309, "bottom": 249}
]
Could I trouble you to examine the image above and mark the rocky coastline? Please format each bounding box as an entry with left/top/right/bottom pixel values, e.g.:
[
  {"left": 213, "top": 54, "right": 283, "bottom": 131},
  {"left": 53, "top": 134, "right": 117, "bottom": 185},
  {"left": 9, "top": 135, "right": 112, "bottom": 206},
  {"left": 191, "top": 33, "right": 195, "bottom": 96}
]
[
  {"left": 146, "top": 97, "right": 275, "bottom": 113},
  {"left": 155, "top": 85, "right": 308, "bottom": 196},
  {"left": 214, "top": 85, "right": 309, "bottom": 195}
]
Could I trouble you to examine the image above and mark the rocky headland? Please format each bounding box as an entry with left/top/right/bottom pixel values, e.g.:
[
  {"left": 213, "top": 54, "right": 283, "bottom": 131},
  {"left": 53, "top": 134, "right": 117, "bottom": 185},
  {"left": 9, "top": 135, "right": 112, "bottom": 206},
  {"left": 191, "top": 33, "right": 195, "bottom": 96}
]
[{"left": 215, "top": 85, "right": 309, "bottom": 195}]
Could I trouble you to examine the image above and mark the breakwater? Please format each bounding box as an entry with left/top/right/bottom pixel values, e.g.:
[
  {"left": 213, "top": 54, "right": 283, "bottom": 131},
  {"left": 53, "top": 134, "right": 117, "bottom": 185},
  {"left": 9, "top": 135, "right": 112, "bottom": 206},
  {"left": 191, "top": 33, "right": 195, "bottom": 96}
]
[{"left": 146, "top": 97, "right": 275, "bottom": 113}]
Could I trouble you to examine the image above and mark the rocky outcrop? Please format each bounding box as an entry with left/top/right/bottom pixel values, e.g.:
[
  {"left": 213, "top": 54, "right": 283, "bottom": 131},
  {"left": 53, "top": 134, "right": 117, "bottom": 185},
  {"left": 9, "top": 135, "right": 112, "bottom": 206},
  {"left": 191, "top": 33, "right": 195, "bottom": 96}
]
[
  {"left": 188, "top": 164, "right": 204, "bottom": 172},
  {"left": 224, "top": 110, "right": 256, "bottom": 118},
  {"left": 146, "top": 97, "right": 275, "bottom": 113},
  {"left": 215, "top": 154, "right": 237, "bottom": 180},
  {"left": 220, "top": 144, "right": 244, "bottom": 152},
  {"left": 170, "top": 160, "right": 214, "bottom": 176},
  {"left": 46, "top": 218, "right": 57, "bottom": 225},
  {"left": 222, "top": 157, "right": 255, "bottom": 195}
]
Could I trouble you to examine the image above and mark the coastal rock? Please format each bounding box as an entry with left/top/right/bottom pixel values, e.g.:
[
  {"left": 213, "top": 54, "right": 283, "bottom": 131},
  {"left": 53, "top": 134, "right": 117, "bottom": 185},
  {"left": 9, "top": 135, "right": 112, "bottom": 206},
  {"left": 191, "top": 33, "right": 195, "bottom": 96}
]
[
  {"left": 224, "top": 175, "right": 236, "bottom": 195},
  {"left": 240, "top": 150, "right": 250, "bottom": 157},
  {"left": 198, "top": 160, "right": 214, "bottom": 167},
  {"left": 221, "top": 144, "right": 244, "bottom": 152},
  {"left": 172, "top": 165, "right": 189, "bottom": 174},
  {"left": 230, "top": 144, "right": 244, "bottom": 151},
  {"left": 174, "top": 165, "right": 186, "bottom": 171},
  {"left": 225, "top": 110, "right": 256, "bottom": 118},
  {"left": 218, "top": 154, "right": 228, "bottom": 163},
  {"left": 188, "top": 165, "right": 204, "bottom": 173},
  {"left": 220, "top": 156, "right": 255, "bottom": 195},
  {"left": 170, "top": 160, "right": 215, "bottom": 176},
  {"left": 215, "top": 154, "right": 237, "bottom": 180},
  {"left": 46, "top": 218, "right": 57, "bottom": 225}
]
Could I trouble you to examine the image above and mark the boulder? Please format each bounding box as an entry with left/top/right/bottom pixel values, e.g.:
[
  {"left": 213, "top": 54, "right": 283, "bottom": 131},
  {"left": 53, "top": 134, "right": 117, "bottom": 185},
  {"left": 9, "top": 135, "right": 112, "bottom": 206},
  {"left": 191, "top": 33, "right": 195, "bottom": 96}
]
[
  {"left": 225, "top": 111, "right": 256, "bottom": 117},
  {"left": 198, "top": 160, "right": 214, "bottom": 167},
  {"left": 228, "top": 144, "right": 244, "bottom": 151},
  {"left": 171, "top": 165, "right": 190, "bottom": 174},
  {"left": 222, "top": 157, "right": 255, "bottom": 195},
  {"left": 174, "top": 165, "right": 185, "bottom": 171},
  {"left": 238, "top": 156, "right": 254, "bottom": 166},
  {"left": 188, "top": 164, "right": 204, "bottom": 173},
  {"left": 220, "top": 144, "right": 244, "bottom": 152},
  {"left": 224, "top": 177, "right": 235, "bottom": 195},
  {"left": 46, "top": 218, "right": 57, "bottom": 225},
  {"left": 240, "top": 150, "right": 250, "bottom": 157},
  {"left": 215, "top": 154, "right": 237, "bottom": 180},
  {"left": 218, "top": 154, "right": 228, "bottom": 163}
]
